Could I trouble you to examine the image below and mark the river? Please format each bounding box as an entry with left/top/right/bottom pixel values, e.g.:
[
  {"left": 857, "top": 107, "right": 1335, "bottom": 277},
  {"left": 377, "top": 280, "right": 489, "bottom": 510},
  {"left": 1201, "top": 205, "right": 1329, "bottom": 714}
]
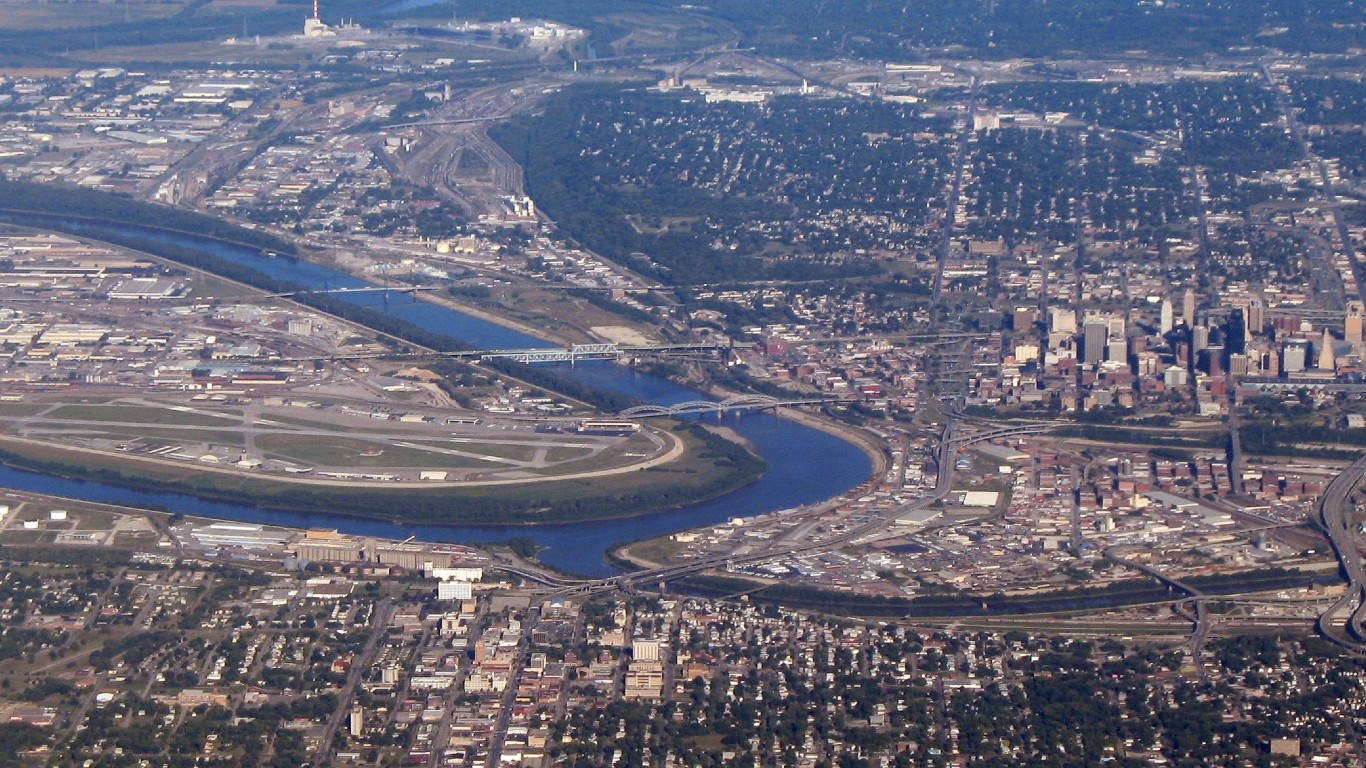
[{"left": 0, "top": 218, "right": 872, "bottom": 576}]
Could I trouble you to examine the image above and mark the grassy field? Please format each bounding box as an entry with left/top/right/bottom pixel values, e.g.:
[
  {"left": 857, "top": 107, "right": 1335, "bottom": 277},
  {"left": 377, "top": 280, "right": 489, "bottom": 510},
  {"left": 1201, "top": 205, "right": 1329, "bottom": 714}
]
[
  {"left": 408, "top": 438, "right": 546, "bottom": 462},
  {"left": 46, "top": 404, "right": 240, "bottom": 426},
  {"left": 0, "top": 1, "right": 183, "bottom": 30},
  {"left": 256, "top": 433, "right": 510, "bottom": 469},
  {"left": 541, "top": 446, "right": 594, "bottom": 463},
  {"left": 620, "top": 533, "right": 686, "bottom": 567},
  {"left": 0, "top": 423, "right": 764, "bottom": 525}
]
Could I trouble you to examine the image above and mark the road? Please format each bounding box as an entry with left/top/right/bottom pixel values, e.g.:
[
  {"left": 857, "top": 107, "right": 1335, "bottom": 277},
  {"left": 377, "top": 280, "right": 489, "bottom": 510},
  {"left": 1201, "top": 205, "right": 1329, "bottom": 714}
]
[
  {"left": 543, "top": 416, "right": 1021, "bottom": 598},
  {"left": 1104, "top": 545, "right": 1211, "bottom": 677},
  {"left": 1314, "top": 454, "right": 1366, "bottom": 650},
  {"left": 931, "top": 76, "right": 977, "bottom": 305},
  {"left": 1227, "top": 405, "right": 1246, "bottom": 496},
  {"left": 313, "top": 598, "right": 395, "bottom": 766},
  {"left": 1263, "top": 61, "right": 1366, "bottom": 307}
]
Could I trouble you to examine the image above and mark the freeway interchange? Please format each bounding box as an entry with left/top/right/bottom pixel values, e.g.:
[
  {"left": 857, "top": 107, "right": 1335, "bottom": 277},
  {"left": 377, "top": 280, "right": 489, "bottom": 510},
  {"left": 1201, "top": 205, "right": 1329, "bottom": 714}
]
[{"left": 1315, "top": 454, "right": 1366, "bottom": 651}]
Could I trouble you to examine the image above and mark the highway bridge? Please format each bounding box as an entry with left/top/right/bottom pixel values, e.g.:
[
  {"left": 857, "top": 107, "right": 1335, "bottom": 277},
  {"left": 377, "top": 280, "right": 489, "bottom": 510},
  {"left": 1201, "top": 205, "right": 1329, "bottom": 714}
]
[
  {"left": 240, "top": 342, "right": 736, "bottom": 365},
  {"left": 535, "top": 419, "right": 967, "bottom": 600},
  {"left": 1315, "top": 454, "right": 1366, "bottom": 651},
  {"left": 618, "top": 395, "right": 835, "bottom": 418},
  {"left": 381, "top": 116, "right": 502, "bottom": 129},
  {"left": 1104, "top": 545, "right": 1212, "bottom": 676},
  {"left": 945, "top": 424, "right": 1050, "bottom": 450},
  {"left": 1241, "top": 377, "right": 1366, "bottom": 393},
  {"left": 267, "top": 285, "right": 440, "bottom": 299},
  {"left": 480, "top": 342, "right": 731, "bottom": 364}
]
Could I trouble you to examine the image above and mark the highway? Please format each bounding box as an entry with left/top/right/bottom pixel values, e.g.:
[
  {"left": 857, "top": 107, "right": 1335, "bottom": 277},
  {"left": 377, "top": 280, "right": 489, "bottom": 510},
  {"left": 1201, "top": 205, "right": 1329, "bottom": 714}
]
[
  {"left": 1104, "top": 545, "right": 1211, "bottom": 676},
  {"left": 1314, "top": 454, "right": 1366, "bottom": 650},
  {"left": 1228, "top": 405, "right": 1247, "bottom": 496},
  {"left": 539, "top": 417, "right": 1008, "bottom": 599}
]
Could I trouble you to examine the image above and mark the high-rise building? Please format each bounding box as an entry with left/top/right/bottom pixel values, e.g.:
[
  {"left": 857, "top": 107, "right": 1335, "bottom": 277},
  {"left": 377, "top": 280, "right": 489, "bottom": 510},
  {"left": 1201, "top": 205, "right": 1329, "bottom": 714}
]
[
  {"left": 1182, "top": 289, "right": 1197, "bottom": 328},
  {"left": 350, "top": 706, "right": 364, "bottom": 737},
  {"left": 1203, "top": 345, "right": 1224, "bottom": 376},
  {"left": 1226, "top": 309, "right": 1246, "bottom": 356},
  {"left": 1083, "top": 322, "right": 1107, "bottom": 365},
  {"left": 1049, "top": 306, "right": 1077, "bottom": 334},
  {"left": 632, "top": 638, "right": 661, "bottom": 662},
  {"left": 1283, "top": 339, "right": 1309, "bottom": 372},
  {"left": 1319, "top": 329, "right": 1336, "bottom": 371},
  {"left": 1159, "top": 299, "right": 1174, "bottom": 335},
  {"left": 1347, "top": 301, "right": 1364, "bottom": 347},
  {"left": 1192, "top": 325, "right": 1210, "bottom": 354},
  {"left": 1107, "top": 337, "right": 1129, "bottom": 365},
  {"left": 437, "top": 581, "right": 473, "bottom": 601},
  {"left": 1247, "top": 297, "right": 1264, "bottom": 337}
]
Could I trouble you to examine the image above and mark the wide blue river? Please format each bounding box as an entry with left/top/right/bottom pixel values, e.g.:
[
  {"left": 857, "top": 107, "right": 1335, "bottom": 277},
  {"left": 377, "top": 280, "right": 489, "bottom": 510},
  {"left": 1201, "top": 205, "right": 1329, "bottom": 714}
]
[{"left": 2, "top": 219, "right": 871, "bottom": 575}]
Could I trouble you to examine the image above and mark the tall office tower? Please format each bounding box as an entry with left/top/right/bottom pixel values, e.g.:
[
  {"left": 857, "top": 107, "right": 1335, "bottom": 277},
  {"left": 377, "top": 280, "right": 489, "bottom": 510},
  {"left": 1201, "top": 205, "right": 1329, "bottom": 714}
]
[
  {"left": 1160, "top": 298, "right": 1174, "bottom": 335},
  {"left": 1083, "top": 322, "right": 1107, "bottom": 365},
  {"left": 1347, "top": 301, "right": 1364, "bottom": 347},
  {"left": 1182, "top": 289, "right": 1197, "bottom": 328},
  {"left": 1283, "top": 339, "right": 1308, "bottom": 372},
  {"left": 1192, "top": 324, "right": 1210, "bottom": 354},
  {"left": 1225, "top": 309, "right": 1246, "bottom": 355},
  {"left": 1107, "top": 337, "right": 1128, "bottom": 365},
  {"left": 1049, "top": 306, "right": 1077, "bottom": 334},
  {"left": 1320, "top": 328, "right": 1337, "bottom": 371},
  {"left": 350, "top": 706, "right": 364, "bottom": 737},
  {"left": 1203, "top": 346, "right": 1225, "bottom": 376},
  {"left": 1247, "top": 297, "right": 1265, "bottom": 337}
]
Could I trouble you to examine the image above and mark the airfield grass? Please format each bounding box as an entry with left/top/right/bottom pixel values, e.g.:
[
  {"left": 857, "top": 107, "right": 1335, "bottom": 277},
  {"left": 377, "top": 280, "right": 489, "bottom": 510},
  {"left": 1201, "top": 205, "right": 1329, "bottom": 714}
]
[
  {"left": 0, "top": 1, "right": 183, "bottom": 30},
  {"left": 256, "top": 433, "right": 511, "bottom": 469},
  {"left": 409, "top": 437, "right": 565, "bottom": 462},
  {"left": 0, "top": 403, "right": 47, "bottom": 417},
  {"left": 541, "top": 446, "right": 595, "bottom": 463},
  {"left": 32, "top": 427, "right": 247, "bottom": 445},
  {"left": 0, "top": 423, "right": 764, "bottom": 525},
  {"left": 46, "top": 404, "right": 240, "bottom": 426}
]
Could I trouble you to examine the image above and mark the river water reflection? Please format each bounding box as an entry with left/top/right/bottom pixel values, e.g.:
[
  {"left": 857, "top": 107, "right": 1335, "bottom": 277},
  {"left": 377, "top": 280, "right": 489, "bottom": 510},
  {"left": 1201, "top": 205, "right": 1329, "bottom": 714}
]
[{"left": 0, "top": 217, "right": 871, "bottom": 575}]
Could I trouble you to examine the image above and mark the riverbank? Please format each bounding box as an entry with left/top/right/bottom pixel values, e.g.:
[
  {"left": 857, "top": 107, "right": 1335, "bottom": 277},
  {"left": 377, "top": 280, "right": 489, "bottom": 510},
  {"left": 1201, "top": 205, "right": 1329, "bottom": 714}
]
[
  {"left": 610, "top": 407, "right": 891, "bottom": 572},
  {"left": 0, "top": 195, "right": 871, "bottom": 574},
  {"left": 0, "top": 418, "right": 768, "bottom": 527},
  {"left": 776, "top": 406, "right": 890, "bottom": 481}
]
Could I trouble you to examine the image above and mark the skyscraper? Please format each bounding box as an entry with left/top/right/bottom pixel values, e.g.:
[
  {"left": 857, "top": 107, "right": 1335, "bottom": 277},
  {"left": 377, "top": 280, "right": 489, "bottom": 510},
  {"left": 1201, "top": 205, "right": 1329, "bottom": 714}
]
[
  {"left": 1283, "top": 339, "right": 1308, "bottom": 372},
  {"left": 1247, "top": 297, "right": 1264, "bottom": 337},
  {"left": 1083, "top": 322, "right": 1107, "bottom": 365},
  {"left": 1182, "top": 289, "right": 1197, "bottom": 328},
  {"left": 1192, "top": 324, "right": 1209, "bottom": 354},
  {"left": 1226, "top": 309, "right": 1246, "bottom": 356},
  {"left": 1319, "top": 328, "right": 1336, "bottom": 371},
  {"left": 1160, "top": 298, "right": 1174, "bottom": 335},
  {"left": 1347, "top": 301, "right": 1364, "bottom": 347}
]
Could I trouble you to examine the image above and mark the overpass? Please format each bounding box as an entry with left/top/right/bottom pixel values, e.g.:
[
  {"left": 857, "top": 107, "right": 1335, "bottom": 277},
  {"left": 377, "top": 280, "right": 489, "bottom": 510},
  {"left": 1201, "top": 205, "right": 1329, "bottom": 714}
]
[
  {"left": 946, "top": 424, "right": 1050, "bottom": 450},
  {"left": 618, "top": 394, "right": 835, "bottom": 418},
  {"left": 381, "top": 116, "right": 502, "bottom": 129},
  {"left": 1240, "top": 377, "right": 1366, "bottom": 393},
  {"left": 537, "top": 419, "right": 969, "bottom": 599},
  {"left": 1315, "top": 454, "right": 1366, "bottom": 652}
]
